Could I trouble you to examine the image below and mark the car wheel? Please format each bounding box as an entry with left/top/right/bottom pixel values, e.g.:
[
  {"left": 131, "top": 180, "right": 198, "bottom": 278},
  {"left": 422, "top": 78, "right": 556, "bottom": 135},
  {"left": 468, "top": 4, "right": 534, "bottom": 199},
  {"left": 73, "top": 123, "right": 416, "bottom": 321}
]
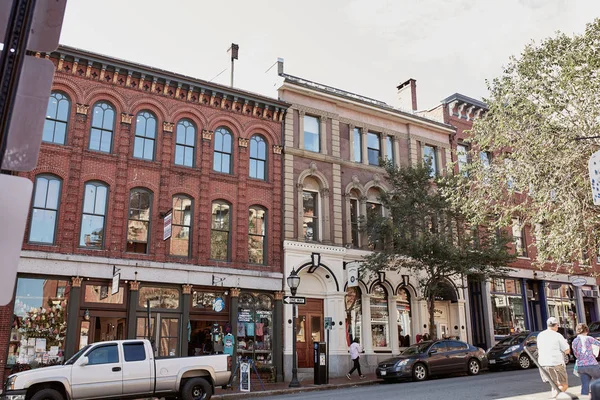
[
  {"left": 467, "top": 358, "right": 481, "bottom": 375},
  {"left": 181, "top": 377, "right": 212, "bottom": 400},
  {"left": 31, "top": 388, "right": 64, "bottom": 400},
  {"left": 563, "top": 353, "right": 570, "bottom": 365},
  {"left": 518, "top": 354, "right": 531, "bottom": 369},
  {"left": 412, "top": 363, "right": 428, "bottom": 382}
]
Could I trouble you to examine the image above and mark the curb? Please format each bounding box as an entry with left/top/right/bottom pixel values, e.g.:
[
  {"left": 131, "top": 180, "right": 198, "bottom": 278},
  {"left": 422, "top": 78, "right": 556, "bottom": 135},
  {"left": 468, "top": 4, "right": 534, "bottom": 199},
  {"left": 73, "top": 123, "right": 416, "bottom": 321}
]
[{"left": 213, "top": 379, "right": 378, "bottom": 399}]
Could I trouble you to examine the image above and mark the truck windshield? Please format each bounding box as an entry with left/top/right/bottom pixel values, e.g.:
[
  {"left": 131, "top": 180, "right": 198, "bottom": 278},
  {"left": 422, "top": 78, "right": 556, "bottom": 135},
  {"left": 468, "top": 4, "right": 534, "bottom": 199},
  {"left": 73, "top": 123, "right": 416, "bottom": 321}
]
[{"left": 64, "top": 345, "right": 91, "bottom": 365}]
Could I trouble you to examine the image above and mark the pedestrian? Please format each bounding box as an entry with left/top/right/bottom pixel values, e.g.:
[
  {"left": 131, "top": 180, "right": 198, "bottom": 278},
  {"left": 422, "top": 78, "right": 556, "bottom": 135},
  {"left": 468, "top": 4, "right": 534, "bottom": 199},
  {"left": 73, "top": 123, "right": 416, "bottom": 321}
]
[
  {"left": 537, "top": 317, "right": 570, "bottom": 399},
  {"left": 346, "top": 338, "right": 365, "bottom": 380},
  {"left": 572, "top": 323, "right": 600, "bottom": 398}
]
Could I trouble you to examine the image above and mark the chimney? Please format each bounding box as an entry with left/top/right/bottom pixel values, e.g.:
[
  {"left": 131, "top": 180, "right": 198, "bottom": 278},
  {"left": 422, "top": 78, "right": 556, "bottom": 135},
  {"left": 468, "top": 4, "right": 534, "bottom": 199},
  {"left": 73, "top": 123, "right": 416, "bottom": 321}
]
[
  {"left": 277, "top": 58, "right": 284, "bottom": 75},
  {"left": 397, "top": 78, "right": 417, "bottom": 112}
]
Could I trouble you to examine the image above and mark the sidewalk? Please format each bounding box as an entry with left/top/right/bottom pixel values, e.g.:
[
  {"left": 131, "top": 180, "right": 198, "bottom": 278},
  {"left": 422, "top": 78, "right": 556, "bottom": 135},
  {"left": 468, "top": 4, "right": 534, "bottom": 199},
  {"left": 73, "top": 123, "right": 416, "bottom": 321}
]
[{"left": 213, "top": 373, "right": 379, "bottom": 399}]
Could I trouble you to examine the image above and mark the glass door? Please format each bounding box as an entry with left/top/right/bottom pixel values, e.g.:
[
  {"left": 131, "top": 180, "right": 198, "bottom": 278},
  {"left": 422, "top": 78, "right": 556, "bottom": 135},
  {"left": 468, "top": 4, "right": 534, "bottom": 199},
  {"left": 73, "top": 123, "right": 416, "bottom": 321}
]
[{"left": 136, "top": 313, "right": 180, "bottom": 357}]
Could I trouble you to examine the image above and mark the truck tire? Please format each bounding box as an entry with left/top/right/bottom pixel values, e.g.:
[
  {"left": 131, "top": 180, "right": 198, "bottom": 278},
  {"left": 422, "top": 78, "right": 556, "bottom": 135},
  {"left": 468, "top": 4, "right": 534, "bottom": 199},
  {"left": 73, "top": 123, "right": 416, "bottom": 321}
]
[
  {"left": 181, "top": 377, "right": 212, "bottom": 400},
  {"left": 31, "top": 388, "right": 64, "bottom": 400}
]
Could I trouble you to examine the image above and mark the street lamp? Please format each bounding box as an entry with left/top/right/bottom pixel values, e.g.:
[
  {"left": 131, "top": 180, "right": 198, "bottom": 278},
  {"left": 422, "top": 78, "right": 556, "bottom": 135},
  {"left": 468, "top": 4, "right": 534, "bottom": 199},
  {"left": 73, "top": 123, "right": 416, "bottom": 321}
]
[{"left": 287, "top": 268, "right": 301, "bottom": 388}]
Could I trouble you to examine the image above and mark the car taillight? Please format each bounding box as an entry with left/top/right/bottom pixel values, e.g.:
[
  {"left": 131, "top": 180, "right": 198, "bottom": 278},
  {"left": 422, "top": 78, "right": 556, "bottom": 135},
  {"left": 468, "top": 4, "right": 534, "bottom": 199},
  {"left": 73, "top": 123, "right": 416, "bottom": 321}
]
[{"left": 227, "top": 355, "right": 232, "bottom": 371}]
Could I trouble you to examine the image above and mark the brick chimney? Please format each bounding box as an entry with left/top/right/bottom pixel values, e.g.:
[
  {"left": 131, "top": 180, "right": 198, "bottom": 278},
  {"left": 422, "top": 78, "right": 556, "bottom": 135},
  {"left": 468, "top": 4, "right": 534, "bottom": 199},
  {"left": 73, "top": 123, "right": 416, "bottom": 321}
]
[{"left": 397, "top": 78, "right": 417, "bottom": 112}]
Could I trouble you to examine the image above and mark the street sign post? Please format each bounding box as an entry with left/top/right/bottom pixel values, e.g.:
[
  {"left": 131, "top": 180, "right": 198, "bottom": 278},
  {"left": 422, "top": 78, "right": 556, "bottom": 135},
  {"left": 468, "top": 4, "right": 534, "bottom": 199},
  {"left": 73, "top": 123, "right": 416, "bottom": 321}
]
[{"left": 283, "top": 296, "right": 306, "bottom": 305}]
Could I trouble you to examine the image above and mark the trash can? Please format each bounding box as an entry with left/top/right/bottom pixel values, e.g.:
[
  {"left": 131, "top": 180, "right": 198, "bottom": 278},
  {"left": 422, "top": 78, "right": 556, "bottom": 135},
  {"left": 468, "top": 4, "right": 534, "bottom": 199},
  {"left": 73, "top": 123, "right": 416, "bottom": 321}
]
[{"left": 313, "top": 341, "right": 327, "bottom": 385}]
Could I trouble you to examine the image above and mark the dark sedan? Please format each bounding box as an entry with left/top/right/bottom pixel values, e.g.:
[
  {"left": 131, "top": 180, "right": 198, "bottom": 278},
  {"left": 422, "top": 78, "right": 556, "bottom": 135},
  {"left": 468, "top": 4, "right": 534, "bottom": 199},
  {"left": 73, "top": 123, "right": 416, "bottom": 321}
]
[{"left": 376, "top": 339, "right": 487, "bottom": 382}]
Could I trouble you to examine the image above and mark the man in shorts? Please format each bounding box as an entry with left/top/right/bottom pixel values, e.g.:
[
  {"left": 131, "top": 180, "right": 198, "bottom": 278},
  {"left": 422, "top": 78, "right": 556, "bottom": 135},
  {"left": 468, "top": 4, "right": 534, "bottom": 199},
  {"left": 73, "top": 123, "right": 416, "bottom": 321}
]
[{"left": 537, "top": 317, "right": 570, "bottom": 398}]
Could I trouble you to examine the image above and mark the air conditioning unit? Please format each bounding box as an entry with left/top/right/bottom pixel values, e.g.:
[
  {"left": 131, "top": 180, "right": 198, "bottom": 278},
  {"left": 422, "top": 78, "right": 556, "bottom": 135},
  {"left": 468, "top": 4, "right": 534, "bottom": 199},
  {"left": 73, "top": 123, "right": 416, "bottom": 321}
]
[
  {"left": 594, "top": 290, "right": 600, "bottom": 298},
  {"left": 526, "top": 289, "right": 535, "bottom": 300},
  {"left": 583, "top": 290, "right": 593, "bottom": 297}
]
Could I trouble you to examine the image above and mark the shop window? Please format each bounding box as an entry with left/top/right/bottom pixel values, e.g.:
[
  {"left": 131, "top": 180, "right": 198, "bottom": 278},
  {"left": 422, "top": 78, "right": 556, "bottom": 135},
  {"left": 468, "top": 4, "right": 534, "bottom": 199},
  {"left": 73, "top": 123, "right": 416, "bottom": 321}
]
[
  {"left": 43, "top": 91, "right": 70, "bottom": 145},
  {"left": 345, "top": 287, "right": 362, "bottom": 346},
  {"left": 139, "top": 287, "right": 179, "bottom": 309},
  {"left": 397, "top": 288, "right": 412, "bottom": 347},
  {"left": 79, "top": 182, "right": 108, "bottom": 249},
  {"left": 87, "top": 344, "right": 119, "bottom": 365},
  {"left": 89, "top": 101, "right": 115, "bottom": 153},
  {"left": 490, "top": 278, "right": 526, "bottom": 336},
  {"left": 192, "top": 291, "right": 227, "bottom": 313},
  {"left": 213, "top": 127, "right": 233, "bottom": 174},
  {"left": 546, "top": 283, "right": 578, "bottom": 333},
  {"left": 175, "top": 119, "right": 196, "bottom": 167},
  {"left": 7, "top": 277, "right": 70, "bottom": 366},
  {"left": 159, "top": 318, "right": 179, "bottom": 357},
  {"left": 29, "top": 175, "right": 62, "bottom": 244},
  {"left": 211, "top": 201, "right": 231, "bottom": 261},
  {"left": 133, "top": 110, "right": 157, "bottom": 161},
  {"left": 84, "top": 284, "right": 124, "bottom": 305},
  {"left": 249, "top": 135, "right": 267, "bottom": 180},
  {"left": 248, "top": 206, "right": 266, "bottom": 264},
  {"left": 123, "top": 342, "right": 146, "bottom": 362},
  {"left": 170, "top": 195, "right": 192, "bottom": 257},
  {"left": 302, "top": 191, "right": 319, "bottom": 241},
  {"left": 370, "top": 284, "right": 389, "bottom": 348},
  {"left": 127, "top": 188, "right": 152, "bottom": 253},
  {"left": 237, "top": 293, "right": 273, "bottom": 367}
]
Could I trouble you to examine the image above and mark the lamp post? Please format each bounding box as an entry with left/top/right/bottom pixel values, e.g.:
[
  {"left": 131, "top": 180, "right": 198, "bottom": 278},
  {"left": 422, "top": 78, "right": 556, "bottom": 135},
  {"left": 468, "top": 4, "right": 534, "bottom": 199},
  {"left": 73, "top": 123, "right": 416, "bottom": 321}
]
[{"left": 287, "top": 268, "right": 301, "bottom": 388}]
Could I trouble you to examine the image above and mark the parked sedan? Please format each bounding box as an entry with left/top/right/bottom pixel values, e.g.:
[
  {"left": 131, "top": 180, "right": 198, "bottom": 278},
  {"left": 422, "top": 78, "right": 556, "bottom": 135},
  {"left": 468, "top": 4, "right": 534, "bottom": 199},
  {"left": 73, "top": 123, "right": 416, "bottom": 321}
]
[
  {"left": 487, "top": 332, "right": 538, "bottom": 370},
  {"left": 376, "top": 339, "right": 487, "bottom": 382}
]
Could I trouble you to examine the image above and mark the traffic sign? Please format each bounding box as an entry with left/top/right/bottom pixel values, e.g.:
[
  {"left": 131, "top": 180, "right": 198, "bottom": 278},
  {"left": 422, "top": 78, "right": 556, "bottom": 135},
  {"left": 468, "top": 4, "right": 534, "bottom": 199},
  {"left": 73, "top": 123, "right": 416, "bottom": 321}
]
[
  {"left": 324, "top": 317, "right": 333, "bottom": 330},
  {"left": 283, "top": 296, "right": 306, "bottom": 305}
]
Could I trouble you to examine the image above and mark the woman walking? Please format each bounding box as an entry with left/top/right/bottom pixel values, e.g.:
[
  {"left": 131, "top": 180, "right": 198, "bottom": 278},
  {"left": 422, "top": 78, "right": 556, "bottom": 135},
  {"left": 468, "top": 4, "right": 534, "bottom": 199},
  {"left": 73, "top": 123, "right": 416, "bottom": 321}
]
[{"left": 572, "top": 323, "right": 600, "bottom": 398}]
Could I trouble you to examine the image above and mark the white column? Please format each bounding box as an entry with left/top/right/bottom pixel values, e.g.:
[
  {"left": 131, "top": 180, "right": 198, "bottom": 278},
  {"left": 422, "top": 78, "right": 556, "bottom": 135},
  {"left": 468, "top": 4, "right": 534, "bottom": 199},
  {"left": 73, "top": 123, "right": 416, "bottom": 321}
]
[
  {"left": 361, "top": 128, "right": 369, "bottom": 165},
  {"left": 575, "top": 287, "right": 586, "bottom": 324},
  {"left": 462, "top": 282, "right": 473, "bottom": 344},
  {"left": 362, "top": 294, "right": 373, "bottom": 353},
  {"left": 390, "top": 295, "right": 400, "bottom": 353},
  {"left": 394, "top": 139, "right": 401, "bottom": 167},
  {"left": 381, "top": 135, "right": 388, "bottom": 164},
  {"left": 482, "top": 281, "right": 496, "bottom": 348}
]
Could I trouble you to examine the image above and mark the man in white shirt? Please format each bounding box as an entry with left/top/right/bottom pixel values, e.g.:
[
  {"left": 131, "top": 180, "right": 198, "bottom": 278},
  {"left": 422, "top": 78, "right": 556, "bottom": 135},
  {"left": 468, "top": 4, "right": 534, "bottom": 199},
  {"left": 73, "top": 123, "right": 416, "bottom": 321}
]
[
  {"left": 537, "top": 317, "right": 570, "bottom": 398},
  {"left": 346, "top": 338, "right": 365, "bottom": 379}
]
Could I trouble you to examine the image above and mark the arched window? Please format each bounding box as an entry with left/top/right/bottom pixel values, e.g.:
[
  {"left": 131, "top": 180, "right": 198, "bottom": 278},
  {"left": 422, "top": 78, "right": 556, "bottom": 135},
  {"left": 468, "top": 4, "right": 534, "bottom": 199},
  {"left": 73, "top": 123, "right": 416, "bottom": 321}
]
[
  {"left": 248, "top": 206, "right": 266, "bottom": 264},
  {"left": 249, "top": 135, "right": 267, "bottom": 180},
  {"left": 175, "top": 119, "right": 196, "bottom": 167},
  {"left": 397, "top": 287, "right": 411, "bottom": 347},
  {"left": 213, "top": 127, "right": 232, "bottom": 174},
  {"left": 170, "top": 195, "right": 192, "bottom": 257},
  {"left": 43, "top": 92, "right": 70, "bottom": 144},
  {"left": 29, "top": 175, "right": 62, "bottom": 244},
  {"left": 127, "top": 189, "right": 152, "bottom": 253},
  {"left": 89, "top": 102, "right": 115, "bottom": 153},
  {"left": 370, "top": 284, "right": 389, "bottom": 348},
  {"left": 345, "top": 286, "right": 362, "bottom": 346},
  {"left": 211, "top": 201, "right": 231, "bottom": 260},
  {"left": 134, "top": 111, "right": 157, "bottom": 160},
  {"left": 79, "top": 182, "right": 108, "bottom": 249}
]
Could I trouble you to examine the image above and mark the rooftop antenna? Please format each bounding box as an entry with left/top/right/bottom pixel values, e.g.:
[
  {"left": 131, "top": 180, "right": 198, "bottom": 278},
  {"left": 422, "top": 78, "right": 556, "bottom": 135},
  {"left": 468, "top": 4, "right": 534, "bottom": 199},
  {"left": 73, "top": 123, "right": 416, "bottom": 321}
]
[{"left": 228, "top": 43, "right": 239, "bottom": 87}]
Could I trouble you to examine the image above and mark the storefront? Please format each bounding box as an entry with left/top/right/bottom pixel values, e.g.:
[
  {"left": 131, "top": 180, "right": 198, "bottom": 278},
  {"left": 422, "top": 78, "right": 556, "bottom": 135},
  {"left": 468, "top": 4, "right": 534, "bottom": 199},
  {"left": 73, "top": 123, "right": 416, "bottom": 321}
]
[
  {"left": 546, "top": 282, "right": 578, "bottom": 333},
  {"left": 188, "top": 289, "right": 229, "bottom": 356},
  {"left": 490, "top": 278, "right": 526, "bottom": 338}
]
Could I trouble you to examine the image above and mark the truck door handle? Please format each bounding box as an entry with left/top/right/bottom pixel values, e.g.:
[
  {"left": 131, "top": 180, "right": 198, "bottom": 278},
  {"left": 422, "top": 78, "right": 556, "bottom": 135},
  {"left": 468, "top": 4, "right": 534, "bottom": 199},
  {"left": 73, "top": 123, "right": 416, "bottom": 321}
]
[{"left": 112, "top": 367, "right": 121, "bottom": 372}]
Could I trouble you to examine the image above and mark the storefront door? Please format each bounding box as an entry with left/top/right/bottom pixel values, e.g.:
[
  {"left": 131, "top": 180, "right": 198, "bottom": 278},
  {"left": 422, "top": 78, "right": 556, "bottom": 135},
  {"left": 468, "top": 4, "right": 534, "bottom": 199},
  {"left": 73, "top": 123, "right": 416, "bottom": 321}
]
[
  {"left": 137, "top": 313, "right": 180, "bottom": 357},
  {"left": 78, "top": 312, "right": 127, "bottom": 350},
  {"left": 296, "top": 298, "right": 323, "bottom": 368}
]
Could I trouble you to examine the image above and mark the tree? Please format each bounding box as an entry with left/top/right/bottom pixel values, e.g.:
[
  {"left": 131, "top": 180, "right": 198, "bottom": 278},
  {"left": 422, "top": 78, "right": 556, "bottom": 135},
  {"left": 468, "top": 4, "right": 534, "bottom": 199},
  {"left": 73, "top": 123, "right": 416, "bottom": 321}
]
[
  {"left": 443, "top": 19, "right": 600, "bottom": 269},
  {"left": 362, "top": 161, "right": 514, "bottom": 339}
]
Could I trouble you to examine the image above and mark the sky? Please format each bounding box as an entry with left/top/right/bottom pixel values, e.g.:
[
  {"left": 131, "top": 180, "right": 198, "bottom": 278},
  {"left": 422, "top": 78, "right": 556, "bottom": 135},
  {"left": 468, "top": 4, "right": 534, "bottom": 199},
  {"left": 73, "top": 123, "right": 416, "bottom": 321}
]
[{"left": 59, "top": 0, "right": 600, "bottom": 110}]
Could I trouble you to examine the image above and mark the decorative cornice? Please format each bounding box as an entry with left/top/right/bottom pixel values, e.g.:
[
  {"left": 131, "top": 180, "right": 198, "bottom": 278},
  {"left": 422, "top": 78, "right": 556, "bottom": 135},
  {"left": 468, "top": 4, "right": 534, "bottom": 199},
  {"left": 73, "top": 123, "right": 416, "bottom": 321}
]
[
  {"left": 292, "top": 104, "right": 336, "bottom": 119},
  {"left": 71, "top": 276, "right": 83, "bottom": 288},
  {"left": 75, "top": 103, "right": 89, "bottom": 115},
  {"left": 163, "top": 121, "right": 174, "bottom": 133},
  {"left": 182, "top": 284, "right": 193, "bottom": 294},
  {"left": 238, "top": 137, "right": 249, "bottom": 148},
  {"left": 338, "top": 116, "right": 409, "bottom": 139},
  {"left": 273, "top": 145, "right": 283, "bottom": 155},
  {"left": 230, "top": 287, "right": 241, "bottom": 298},
  {"left": 202, "top": 129, "right": 213, "bottom": 141},
  {"left": 120, "top": 113, "right": 133, "bottom": 124},
  {"left": 129, "top": 280, "right": 140, "bottom": 291}
]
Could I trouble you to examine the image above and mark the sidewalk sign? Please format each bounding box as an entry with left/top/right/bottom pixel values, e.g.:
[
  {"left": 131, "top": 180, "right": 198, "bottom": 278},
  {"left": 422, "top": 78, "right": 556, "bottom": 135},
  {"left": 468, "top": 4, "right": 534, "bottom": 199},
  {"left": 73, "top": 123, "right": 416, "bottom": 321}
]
[{"left": 240, "top": 361, "right": 250, "bottom": 392}]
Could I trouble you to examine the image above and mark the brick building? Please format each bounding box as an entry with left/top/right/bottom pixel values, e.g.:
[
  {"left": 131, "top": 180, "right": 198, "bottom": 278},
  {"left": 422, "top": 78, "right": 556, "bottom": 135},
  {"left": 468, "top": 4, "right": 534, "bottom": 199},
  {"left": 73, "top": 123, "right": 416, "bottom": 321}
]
[{"left": 1, "top": 46, "right": 288, "bottom": 382}]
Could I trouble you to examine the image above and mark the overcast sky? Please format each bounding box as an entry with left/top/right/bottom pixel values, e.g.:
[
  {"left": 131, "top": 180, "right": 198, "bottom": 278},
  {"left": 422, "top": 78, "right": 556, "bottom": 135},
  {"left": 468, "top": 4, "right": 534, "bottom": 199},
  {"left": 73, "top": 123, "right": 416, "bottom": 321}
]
[{"left": 59, "top": 0, "right": 600, "bottom": 110}]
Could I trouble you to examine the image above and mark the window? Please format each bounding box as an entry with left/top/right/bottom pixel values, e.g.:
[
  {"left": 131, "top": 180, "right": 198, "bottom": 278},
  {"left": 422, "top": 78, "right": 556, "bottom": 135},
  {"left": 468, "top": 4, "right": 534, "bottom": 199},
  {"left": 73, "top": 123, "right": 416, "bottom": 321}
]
[
  {"left": 304, "top": 115, "right": 320, "bottom": 153},
  {"left": 80, "top": 182, "right": 108, "bottom": 249},
  {"left": 423, "top": 145, "right": 437, "bottom": 176},
  {"left": 29, "top": 175, "right": 61, "bottom": 244},
  {"left": 43, "top": 92, "right": 70, "bottom": 144},
  {"left": 158, "top": 318, "right": 179, "bottom": 357},
  {"left": 248, "top": 206, "right": 266, "bottom": 264},
  {"left": 213, "top": 127, "right": 233, "bottom": 174},
  {"left": 397, "top": 288, "right": 411, "bottom": 346},
  {"left": 385, "top": 136, "right": 394, "bottom": 164},
  {"left": 456, "top": 144, "right": 468, "bottom": 174},
  {"left": 447, "top": 341, "right": 468, "bottom": 351},
  {"left": 87, "top": 344, "right": 119, "bottom": 365},
  {"left": 367, "top": 132, "right": 380, "bottom": 166},
  {"left": 345, "top": 287, "right": 362, "bottom": 346},
  {"left": 170, "top": 195, "right": 192, "bottom": 257},
  {"left": 237, "top": 293, "right": 274, "bottom": 366},
  {"left": 249, "top": 135, "right": 267, "bottom": 180},
  {"left": 123, "top": 342, "right": 146, "bottom": 362},
  {"left": 512, "top": 219, "right": 527, "bottom": 257},
  {"left": 211, "top": 201, "right": 231, "bottom": 260},
  {"left": 353, "top": 128, "right": 362, "bottom": 162},
  {"left": 174, "top": 119, "right": 196, "bottom": 167},
  {"left": 133, "top": 111, "right": 156, "bottom": 160},
  {"left": 89, "top": 102, "right": 115, "bottom": 153},
  {"left": 480, "top": 151, "right": 491, "bottom": 168},
  {"left": 302, "top": 191, "right": 318, "bottom": 241},
  {"left": 127, "top": 189, "right": 152, "bottom": 253},
  {"left": 367, "top": 202, "right": 384, "bottom": 250},
  {"left": 350, "top": 198, "right": 359, "bottom": 247},
  {"left": 490, "top": 278, "right": 525, "bottom": 336},
  {"left": 430, "top": 342, "right": 448, "bottom": 353},
  {"left": 547, "top": 284, "right": 578, "bottom": 333},
  {"left": 139, "top": 287, "right": 180, "bottom": 309},
  {"left": 370, "top": 284, "right": 389, "bottom": 347}
]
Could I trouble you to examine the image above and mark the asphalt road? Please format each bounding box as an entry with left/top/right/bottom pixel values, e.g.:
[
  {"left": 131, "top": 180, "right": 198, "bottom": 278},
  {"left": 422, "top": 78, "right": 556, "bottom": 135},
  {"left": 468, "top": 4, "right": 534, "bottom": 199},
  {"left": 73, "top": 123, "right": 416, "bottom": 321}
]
[{"left": 254, "top": 366, "right": 583, "bottom": 400}]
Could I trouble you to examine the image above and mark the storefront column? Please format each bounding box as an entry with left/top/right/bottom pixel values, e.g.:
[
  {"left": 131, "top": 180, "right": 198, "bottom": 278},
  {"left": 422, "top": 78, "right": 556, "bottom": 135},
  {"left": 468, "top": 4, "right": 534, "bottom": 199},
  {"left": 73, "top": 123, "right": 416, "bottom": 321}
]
[
  {"left": 274, "top": 291, "right": 284, "bottom": 382},
  {"left": 230, "top": 288, "right": 240, "bottom": 371},
  {"left": 127, "top": 280, "right": 140, "bottom": 339},
  {"left": 389, "top": 294, "right": 400, "bottom": 354},
  {"left": 575, "top": 287, "right": 586, "bottom": 324},
  {"left": 537, "top": 280, "right": 549, "bottom": 326},
  {"left": 181, "top": 284, "right": 192, "bottom": 356},
  {"left": 461, "top": 278, "right": 473, "bottom": 344},
  {"left": 480, "top": 281, "right": 495, "bottom": 349},
  {"left": 361, "top": 294, "right": 373, "bottom": 353},
  {"left": 521, "top": 280, "right": 531, "bottom": 330},
  {"left": 65, "top": 277, "right": 83, "bottom": 359}
]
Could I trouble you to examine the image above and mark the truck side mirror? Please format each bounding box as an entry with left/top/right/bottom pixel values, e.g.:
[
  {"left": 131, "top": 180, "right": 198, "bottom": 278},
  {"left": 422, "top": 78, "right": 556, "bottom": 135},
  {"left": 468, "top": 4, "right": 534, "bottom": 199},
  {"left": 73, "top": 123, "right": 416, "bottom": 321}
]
[{"left": 79, "top": 356, "right": 89, "bottom": 366}]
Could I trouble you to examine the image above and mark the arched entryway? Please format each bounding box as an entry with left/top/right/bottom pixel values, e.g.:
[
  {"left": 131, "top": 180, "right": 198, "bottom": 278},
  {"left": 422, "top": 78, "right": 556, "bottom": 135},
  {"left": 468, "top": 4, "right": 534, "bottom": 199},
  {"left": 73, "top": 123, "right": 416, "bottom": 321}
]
[{"left": 428, "top": 280, "right": 459, "bottom": 339}]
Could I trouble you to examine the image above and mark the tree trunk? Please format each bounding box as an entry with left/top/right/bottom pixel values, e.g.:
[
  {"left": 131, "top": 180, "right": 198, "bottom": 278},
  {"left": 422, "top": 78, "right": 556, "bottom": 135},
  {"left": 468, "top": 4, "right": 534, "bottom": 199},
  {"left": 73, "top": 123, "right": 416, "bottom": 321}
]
[{"left": 428, "top": 293, "right": 436, "bottom": 339}]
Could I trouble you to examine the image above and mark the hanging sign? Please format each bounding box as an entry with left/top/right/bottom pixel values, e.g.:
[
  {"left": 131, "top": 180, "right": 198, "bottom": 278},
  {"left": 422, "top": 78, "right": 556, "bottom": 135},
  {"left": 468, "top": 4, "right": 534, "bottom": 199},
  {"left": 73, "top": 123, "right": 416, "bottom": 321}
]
[
  {"left": 588, "top": 150, "right": 600, "bottom": 205},
  {"left": 240, "top": 361, "right": 250, "bottom": 392},
  {"left": 111, "top": 273, "right": 120, "bottom": 295},
  {"left": 570, "top": 276, "right": 587, "bottom": 287},
  {"left": 163, "top": 212, "right": 172, "bottom": 240},
  {"left": 347, "top": 265, "right": 358, "bottom": 288}
]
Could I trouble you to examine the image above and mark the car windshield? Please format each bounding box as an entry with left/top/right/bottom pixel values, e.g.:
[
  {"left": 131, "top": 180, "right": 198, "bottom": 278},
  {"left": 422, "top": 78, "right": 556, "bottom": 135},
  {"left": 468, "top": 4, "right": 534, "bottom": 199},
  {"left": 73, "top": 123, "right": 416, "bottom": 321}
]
[
  {"left": 590, "top": 322, "right": 600, "bottom": 332},
  {"left": 497, "top": 335, "right": 527, "bottom": 346},
  {"left": 402, "top": 342, "right": 432, "bottom": 355},
  {"left": 64, "top": 345, "right": 91, "bottom": 365}
]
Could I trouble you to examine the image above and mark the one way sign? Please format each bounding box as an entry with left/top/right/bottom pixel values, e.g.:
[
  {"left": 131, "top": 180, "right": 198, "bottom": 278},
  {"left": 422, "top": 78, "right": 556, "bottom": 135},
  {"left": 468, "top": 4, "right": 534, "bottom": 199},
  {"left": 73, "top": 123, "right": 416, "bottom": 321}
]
[{"left": 283, "top": 296, "right": 306, "bottom": 305}]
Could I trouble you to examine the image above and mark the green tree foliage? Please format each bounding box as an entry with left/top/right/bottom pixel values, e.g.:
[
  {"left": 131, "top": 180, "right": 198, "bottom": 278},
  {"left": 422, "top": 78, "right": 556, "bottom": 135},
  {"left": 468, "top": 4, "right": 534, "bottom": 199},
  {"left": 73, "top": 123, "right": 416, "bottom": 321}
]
[
  {"left": 362, "top": 161, "right": 514, "bottom": 338},
  {"left": 443, "top": 19, "right": 600, "bottom": 269}
]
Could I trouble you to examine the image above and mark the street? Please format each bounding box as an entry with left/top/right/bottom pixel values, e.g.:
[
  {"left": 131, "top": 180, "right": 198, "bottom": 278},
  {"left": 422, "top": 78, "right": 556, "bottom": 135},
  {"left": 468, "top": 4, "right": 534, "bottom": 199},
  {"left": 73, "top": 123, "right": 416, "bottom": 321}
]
[{"left": 254, "top": 367, "right": 581, "bottom": 400}]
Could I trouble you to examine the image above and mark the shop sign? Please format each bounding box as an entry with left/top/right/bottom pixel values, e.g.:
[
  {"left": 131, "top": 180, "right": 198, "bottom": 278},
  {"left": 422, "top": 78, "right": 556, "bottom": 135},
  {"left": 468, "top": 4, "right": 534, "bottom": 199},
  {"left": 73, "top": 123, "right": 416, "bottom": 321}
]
[
  {"left": 347, "top": 265, "right": 359, "bottom": 288},
  {"left": 495, "top": 296, "right": 507, "bottom": 308},
  {"left": 213, "top": 297, "right": 225, "bottom": 312},
  {"left": 240, "top": 361, "right": 250, "bottom": 392},
  {"left": 238, "top": 309, "right": 252, "bottom": 322},
  {"left": 111, "top": 273, "right": 120, "bottom": 296},
  {"left": 163, "top": 212, "right": 172, "bottom": 240},
  {"left": 570, "top": 276, "right": 587, "bottom": 287}
]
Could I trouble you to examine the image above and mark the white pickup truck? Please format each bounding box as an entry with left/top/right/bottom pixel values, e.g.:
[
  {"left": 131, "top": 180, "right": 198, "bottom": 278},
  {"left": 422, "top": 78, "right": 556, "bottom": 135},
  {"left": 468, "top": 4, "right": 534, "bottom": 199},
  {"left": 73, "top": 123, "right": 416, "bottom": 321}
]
[{"left": 2, "top": 339, "right": 230, "bottom": 400}]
